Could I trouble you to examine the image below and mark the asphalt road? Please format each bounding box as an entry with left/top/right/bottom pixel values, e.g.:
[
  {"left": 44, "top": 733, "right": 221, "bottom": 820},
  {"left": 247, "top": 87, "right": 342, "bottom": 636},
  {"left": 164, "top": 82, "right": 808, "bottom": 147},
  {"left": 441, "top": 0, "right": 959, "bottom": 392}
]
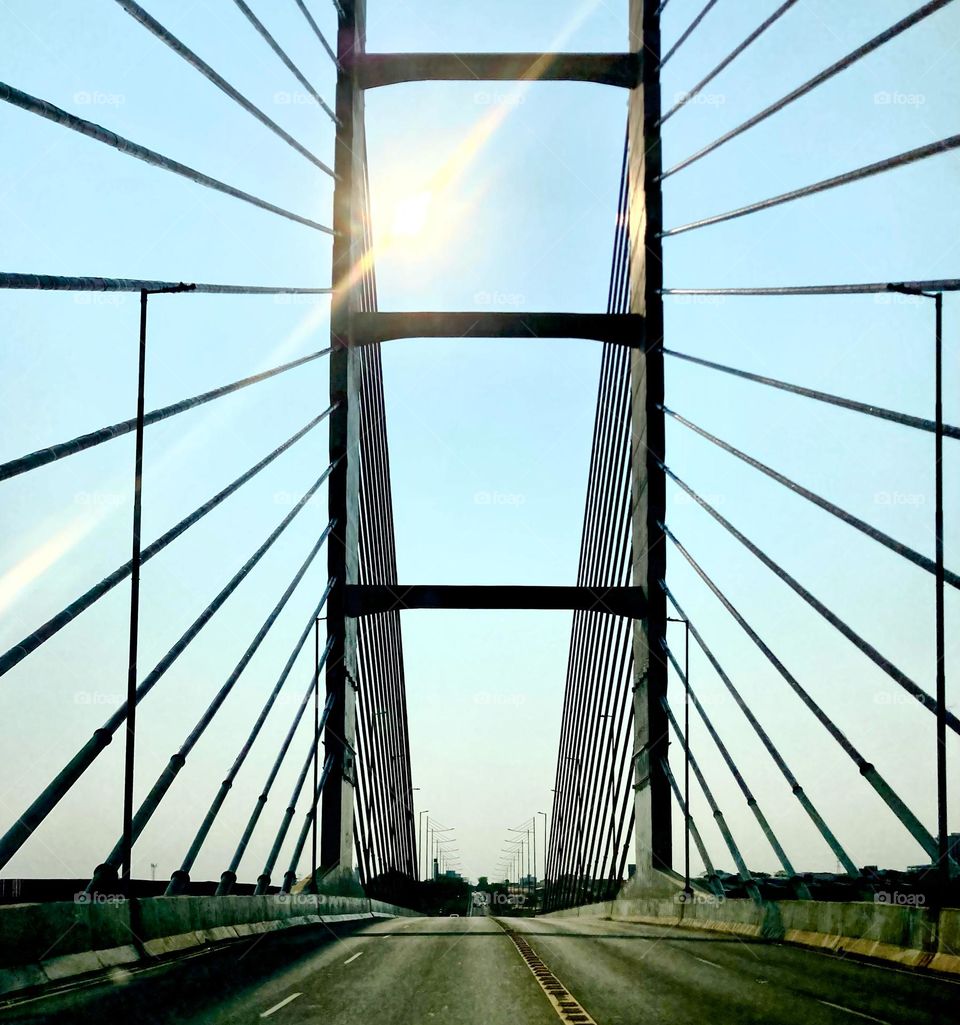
[{"left": 1, "top": 915, "right": 958, "bottom": 1024}]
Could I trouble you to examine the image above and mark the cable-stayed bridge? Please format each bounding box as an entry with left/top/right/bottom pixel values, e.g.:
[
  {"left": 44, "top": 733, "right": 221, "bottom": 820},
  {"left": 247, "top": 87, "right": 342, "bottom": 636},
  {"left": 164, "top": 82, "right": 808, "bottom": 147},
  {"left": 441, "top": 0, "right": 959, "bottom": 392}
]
[{"left": 0, "top": 1, "right": 957, "bottom": 1021}]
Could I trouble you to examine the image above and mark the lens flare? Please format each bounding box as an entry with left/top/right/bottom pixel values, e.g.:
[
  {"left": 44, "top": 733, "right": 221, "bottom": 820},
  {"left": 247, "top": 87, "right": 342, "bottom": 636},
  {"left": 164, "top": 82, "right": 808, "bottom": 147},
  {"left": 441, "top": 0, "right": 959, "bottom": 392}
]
[{"left": 389, "top": 190, "right": 434, "bottom": 239}]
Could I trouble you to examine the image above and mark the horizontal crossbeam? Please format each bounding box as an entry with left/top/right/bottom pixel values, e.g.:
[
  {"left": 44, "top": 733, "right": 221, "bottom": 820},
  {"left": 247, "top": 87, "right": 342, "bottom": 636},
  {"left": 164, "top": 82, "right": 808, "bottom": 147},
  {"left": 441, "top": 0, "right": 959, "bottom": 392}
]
[
  {"left": 354, "top": 52, "right": 640, "bottom": 90},
  {"left": 348, "top": 311, "right": 643, "bottom": 347},
  {"left": 345, "top": 584, "right": 646, "bottom": 618}
]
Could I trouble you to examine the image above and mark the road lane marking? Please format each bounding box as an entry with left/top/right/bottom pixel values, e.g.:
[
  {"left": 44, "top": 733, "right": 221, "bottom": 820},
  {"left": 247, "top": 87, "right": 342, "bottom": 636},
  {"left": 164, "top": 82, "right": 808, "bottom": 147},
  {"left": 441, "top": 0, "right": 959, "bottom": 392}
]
[
  {"left": 260, "top": 993, "right": 302, "bottom": 1018},
  {"left": 344, "top": 951, "right": 364, "bottom": 964},
  {"left": 817, "top": 1000, "right": 891, "bottom": 1024},
  {"left": 693, "top": 956, "right": 722, "bottom": 968},
  {"left": 499, "top": 923, "right": 598, "bottom": 1025}
]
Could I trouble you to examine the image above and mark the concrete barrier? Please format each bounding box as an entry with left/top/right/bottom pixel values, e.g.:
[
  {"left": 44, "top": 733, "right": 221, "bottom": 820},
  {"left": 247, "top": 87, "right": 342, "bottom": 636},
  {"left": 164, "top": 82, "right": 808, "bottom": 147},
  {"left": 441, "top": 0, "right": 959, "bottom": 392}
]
[
  {"left": 545, "top": 896, "right": 960, "bottom": 976},
  {"left": 932, "top": 907, "right": 960, "bottom": 974},
  {"left": 0, "top": 893, "right": 419, "bottom": 997}
]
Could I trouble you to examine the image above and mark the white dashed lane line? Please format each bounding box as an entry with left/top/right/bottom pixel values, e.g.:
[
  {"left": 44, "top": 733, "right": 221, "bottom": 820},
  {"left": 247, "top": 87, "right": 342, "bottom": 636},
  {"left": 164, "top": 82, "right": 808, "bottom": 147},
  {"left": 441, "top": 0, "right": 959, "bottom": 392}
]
[
  {"left": 817, "top": 999, "right": 892, "bottom": 1024},
  {"left": 259, "top": 992, "right": 302, "bottom": 1018},
  {"left": 344, "top": 951, "right": 364, "bottom": 965}
]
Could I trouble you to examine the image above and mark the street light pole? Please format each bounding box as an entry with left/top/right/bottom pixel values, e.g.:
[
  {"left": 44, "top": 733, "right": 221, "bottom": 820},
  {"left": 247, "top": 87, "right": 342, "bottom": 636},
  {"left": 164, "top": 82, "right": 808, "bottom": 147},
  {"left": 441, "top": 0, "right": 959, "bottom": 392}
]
[
  {"left": 428, "top": 821, "right": 453, "bottom": 881},
  {"left": 888, "top": 283, "right": 949, "bottom": 893},
  {"left": 418, "top": 809, "right": 429, "bottom": 881},
  {"left": 531, "top": 817, "right": 537, "bottom": 907}
]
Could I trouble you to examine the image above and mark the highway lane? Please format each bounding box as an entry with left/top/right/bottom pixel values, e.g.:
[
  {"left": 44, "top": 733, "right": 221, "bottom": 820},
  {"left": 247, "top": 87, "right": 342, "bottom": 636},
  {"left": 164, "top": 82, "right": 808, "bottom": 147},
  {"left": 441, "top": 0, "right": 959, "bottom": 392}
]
[
  {"left": 510, "top": 915, "right": 960, "bottom": 1025},
  {"left": 2, "top": 913, "right": 959, "bottom": 1023},
  {"left": 0, "top": 916, "right": 557, "bottom": 1025}
]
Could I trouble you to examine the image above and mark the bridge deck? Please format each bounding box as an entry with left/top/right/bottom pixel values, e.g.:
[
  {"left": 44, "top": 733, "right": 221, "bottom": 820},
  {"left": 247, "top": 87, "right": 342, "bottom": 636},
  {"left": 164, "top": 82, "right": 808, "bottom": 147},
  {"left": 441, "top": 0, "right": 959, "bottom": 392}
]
[{"left": 4, "top": 916, "right": 952, "bottom": 1024}]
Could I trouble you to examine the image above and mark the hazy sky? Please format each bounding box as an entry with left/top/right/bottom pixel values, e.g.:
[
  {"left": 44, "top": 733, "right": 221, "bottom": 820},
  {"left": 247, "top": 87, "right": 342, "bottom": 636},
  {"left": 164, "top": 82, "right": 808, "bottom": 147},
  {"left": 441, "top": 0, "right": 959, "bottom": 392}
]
[{"left": 0, "top": 0, "right": 957, "bottom": 888}]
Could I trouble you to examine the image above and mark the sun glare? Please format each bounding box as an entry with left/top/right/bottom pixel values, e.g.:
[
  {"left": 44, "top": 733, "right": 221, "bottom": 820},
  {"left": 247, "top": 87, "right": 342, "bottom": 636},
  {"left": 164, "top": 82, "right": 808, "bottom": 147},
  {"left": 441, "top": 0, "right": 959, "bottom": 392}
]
[{"left": 389, "top": 190, "right": 434, "bottom": 240}]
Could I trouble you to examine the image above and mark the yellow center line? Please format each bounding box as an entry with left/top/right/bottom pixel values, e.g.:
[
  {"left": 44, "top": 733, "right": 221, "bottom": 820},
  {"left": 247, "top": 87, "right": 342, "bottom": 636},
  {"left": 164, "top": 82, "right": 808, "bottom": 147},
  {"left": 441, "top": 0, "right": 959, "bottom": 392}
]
[{"left": 497, "top": 922, "right": 599, "bottom": 1025}]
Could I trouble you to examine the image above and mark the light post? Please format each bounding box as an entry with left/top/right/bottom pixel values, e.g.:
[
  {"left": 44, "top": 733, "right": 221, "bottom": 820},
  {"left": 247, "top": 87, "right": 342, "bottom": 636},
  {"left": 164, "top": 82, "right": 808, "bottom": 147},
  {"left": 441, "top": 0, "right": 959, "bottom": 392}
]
[
  {"left": 538, "top": 810, "right": 548, "bottom": 910},
  {"left": 438, "top": 846, "right": 458, "bottom": 876},
  {"left": 429, "top": 820, "right": 453, "bottom": 880},
  {"left": 435, "top": 837, "right": 456, "bottom": 879},
  {"left": 509, "top": 822, "right": 533, "bottom": 902},
  {"left": 887, "top": 283, "right": 948, "bottom": 894},
  {"left": 418, "top": 808, "right": 429, "bottom": 881},
  {"left": 503, "top": 840, "right": 524, "bottom": 905}
]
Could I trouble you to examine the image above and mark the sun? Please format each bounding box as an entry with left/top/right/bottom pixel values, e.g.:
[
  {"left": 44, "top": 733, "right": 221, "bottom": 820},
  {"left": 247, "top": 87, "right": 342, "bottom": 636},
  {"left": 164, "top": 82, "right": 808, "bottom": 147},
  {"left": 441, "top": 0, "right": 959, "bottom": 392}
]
[{"left": 389, "top": 189, "right": 434, "bottom": 240}]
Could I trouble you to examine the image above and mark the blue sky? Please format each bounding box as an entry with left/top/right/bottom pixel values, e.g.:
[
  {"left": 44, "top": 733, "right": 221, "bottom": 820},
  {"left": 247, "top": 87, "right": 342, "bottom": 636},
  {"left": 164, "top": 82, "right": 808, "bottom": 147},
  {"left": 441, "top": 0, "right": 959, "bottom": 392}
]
[{"left": 0, "top": 0, "right": 957, "bottom": 886}]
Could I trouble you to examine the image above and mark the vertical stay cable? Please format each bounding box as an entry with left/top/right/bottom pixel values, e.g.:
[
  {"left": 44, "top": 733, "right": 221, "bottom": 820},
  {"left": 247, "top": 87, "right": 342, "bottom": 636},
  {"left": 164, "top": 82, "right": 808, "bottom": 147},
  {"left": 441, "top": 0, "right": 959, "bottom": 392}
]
[
  {"left": 0, "top": 84, "right": 335, "bottom": 233},
  {"left": 660, "top": 638, "right": 808, "bottom": 894},
  {"left": 294, "top": 0, "right": 340, "bottom": 67},
  {"left": 661, "top": 463, "right": 959, "bottom": 730},
  {"left": 663, "top": 527, "right": 939, "bottom": 862},
  {"left": 660, "top": 695, "right": 761, "bottom": 901},
  {"left": 661, "top": 0, "right": 954, "bottom": 178},
  {"left": 661, "top": 758, "right": 720, "bottom": 892},
  {"left": 0, "top": 408, "right": 334, "bottom": 682},
  {"left": 549, "top": 124, "right": 635, "bottom": 910},
  {"left": 216, "top": 638, "right": 336, "bottom": 894},
  {"left": 89, "top": 519, "right": 337, "bottom": 888},
  {"left": 256, "top": 696, "right": 336, "bottom": 894},
  {"left": 661, "top": 134, "right": 960, "bottom": 236},
  {"left": 282, "top": 755, "right": 336, "bottom": 892},
  {"left": 660, "top": 0, "right": 719, "bottom": 66},
  {"left": 661, "top": 584, "right": 859, "bottom": 876},
  {"left": 230, "top": 0, "right": 337, "bottom": 122},
  {"left": 661, "top": 409, "right": 960, "bottom": 590},
  {"left": 0, "top": 348, "right": 334, "bottom": 483},
  {"left": 113, "top": 0, "right": 334, "bottom": 176},
  {"left": 660, "top": 0, "right": 799, "bottom": 123},
  {"left": 660, "top": 348, "right": 960, "bottom": 441},
  {"left": 168, "top": 582, "right": 335, "bottom": 894},
  {"left": 348, "top": 120, "right": 418, "bottom": 898},
  {"left": 0, "top": 455, "right": 336, "bottom": 872}
]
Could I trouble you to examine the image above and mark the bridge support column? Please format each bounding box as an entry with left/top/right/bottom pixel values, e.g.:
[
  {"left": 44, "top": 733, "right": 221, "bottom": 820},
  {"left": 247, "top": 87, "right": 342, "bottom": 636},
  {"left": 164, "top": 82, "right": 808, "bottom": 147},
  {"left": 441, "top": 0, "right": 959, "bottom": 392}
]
[
  {"left": 626, "top": 0, "right": 675, "bottom": 898},
  {"left": 319, "top": 0, "right": 366, "bottom": 898}
]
